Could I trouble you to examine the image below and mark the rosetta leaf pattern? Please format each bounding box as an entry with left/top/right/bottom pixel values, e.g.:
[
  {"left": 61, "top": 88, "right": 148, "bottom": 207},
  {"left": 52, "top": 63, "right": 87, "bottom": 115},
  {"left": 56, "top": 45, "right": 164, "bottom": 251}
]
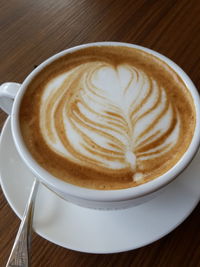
[{"left": 40, "top": 63, "right": 180, "bottom": 181}]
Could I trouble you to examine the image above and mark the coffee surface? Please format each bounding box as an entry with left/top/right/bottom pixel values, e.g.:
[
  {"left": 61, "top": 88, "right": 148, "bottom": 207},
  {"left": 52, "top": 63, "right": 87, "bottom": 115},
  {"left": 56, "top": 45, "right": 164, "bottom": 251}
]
[{"left": 20, "top": 46, "right": 196, "bottom": 189}]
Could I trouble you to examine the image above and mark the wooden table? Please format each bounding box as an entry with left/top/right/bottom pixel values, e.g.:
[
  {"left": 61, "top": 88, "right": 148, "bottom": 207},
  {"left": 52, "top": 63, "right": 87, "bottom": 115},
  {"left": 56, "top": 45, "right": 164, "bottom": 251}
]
[{"left": 1, "top": 0, "right": 200, "bottom": 266}]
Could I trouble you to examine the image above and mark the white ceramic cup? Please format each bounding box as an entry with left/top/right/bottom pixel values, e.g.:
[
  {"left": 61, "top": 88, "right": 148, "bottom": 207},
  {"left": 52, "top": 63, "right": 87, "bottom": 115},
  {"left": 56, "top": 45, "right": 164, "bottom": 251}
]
[{"left": 1, "top": 42, "right": 200, "bottom": 209}]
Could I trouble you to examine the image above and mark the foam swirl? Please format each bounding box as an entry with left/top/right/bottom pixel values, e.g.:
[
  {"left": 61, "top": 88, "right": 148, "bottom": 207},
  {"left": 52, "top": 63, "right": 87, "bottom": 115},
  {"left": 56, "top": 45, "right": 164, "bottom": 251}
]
[{"left": 40, "top": 62, "right": 180, "bottom": 182}]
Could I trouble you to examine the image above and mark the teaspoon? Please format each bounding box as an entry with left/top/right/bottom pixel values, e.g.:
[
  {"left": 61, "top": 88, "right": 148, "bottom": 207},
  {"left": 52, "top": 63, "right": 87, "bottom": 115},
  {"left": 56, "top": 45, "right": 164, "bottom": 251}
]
[{"left": 6, "top": 178, "right": 39, "bottom": 267}]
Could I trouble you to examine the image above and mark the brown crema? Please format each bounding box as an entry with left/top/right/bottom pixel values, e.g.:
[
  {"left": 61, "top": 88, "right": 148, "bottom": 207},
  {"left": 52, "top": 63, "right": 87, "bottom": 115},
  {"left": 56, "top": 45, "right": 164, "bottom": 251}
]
[{"left": 20, "top": 46, "right": 196, "bottom": 190}]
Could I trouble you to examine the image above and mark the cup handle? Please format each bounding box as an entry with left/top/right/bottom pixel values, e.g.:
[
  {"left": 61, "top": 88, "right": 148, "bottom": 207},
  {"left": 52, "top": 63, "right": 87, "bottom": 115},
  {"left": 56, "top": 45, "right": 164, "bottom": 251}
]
[{"left": 0, "top": 82, "right": 21, "bottom": 115}]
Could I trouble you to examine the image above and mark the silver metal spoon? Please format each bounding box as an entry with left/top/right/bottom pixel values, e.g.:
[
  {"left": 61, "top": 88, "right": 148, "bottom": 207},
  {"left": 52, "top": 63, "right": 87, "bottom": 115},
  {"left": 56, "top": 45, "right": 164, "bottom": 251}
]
[{"left": 6, "top": 178, "right": 39, "bottom": 267}]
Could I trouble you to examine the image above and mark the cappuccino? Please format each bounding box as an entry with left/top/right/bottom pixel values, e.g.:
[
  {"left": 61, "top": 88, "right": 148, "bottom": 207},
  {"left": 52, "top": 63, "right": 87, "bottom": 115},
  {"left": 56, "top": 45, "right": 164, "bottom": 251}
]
[{"left": 20, "top": 46, "right": 196, "bottom": 189}]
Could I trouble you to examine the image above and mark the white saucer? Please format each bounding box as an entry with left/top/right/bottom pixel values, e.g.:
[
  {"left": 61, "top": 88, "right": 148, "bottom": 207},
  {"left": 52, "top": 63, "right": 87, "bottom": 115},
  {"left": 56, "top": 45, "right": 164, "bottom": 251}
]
[{"left": 0, "top": 118, "right": 200, "bottom": 254}]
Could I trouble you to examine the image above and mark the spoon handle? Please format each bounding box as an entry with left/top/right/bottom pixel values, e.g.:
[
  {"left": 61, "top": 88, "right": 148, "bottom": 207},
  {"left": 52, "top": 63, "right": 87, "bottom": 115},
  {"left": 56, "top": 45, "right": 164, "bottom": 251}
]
[{"left": 6, "top": 179, "right": 39, "bottom": 267}]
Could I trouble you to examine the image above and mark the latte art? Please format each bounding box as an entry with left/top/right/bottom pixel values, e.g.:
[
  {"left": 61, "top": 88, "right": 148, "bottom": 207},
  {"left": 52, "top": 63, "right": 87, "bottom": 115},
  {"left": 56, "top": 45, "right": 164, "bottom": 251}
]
[
  {"left": 20, "top": 46, "right": 195, "bottom": 189},
  {"left": 40, "top": 63, "right": 180, "bottom": 182}
]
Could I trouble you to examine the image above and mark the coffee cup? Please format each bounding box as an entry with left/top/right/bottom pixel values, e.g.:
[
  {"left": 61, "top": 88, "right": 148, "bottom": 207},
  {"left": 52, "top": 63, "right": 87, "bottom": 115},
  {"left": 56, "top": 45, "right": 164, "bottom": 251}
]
[{"left": 1, "top": 42, "right": 200, "bottom": 209}]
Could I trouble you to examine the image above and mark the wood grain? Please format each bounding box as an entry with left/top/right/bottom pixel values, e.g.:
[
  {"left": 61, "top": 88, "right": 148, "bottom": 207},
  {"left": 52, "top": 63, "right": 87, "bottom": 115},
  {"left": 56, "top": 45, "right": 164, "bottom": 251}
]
[{"left": 0, "top": 0, "right": 200, "bottom": 266}]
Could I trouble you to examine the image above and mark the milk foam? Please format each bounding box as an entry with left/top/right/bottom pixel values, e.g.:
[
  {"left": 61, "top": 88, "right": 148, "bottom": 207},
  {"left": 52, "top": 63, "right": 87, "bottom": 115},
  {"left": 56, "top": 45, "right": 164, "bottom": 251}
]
[{"left": 40, "top": 62, "right": 180, "bottom": 181}]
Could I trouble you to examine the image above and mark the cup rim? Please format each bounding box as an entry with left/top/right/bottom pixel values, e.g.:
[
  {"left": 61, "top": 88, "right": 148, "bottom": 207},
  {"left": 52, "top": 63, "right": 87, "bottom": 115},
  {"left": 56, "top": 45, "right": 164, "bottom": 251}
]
[{"left": 11, "top": 41, "right": 200, "bottom": 202}]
